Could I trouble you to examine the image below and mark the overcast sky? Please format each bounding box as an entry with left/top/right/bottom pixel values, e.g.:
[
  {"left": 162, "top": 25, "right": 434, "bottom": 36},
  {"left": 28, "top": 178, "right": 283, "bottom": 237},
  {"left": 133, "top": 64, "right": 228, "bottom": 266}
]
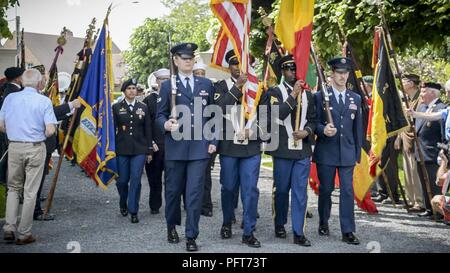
[{"left": 5, "top": 0, "right": 170, "bottom": 50}]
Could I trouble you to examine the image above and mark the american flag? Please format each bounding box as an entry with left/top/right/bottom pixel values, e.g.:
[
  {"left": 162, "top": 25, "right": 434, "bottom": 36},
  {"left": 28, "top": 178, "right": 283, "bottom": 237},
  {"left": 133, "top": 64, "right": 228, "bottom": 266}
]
[{"left": 210, "top": 0, "right": 262, "bottom": 118}]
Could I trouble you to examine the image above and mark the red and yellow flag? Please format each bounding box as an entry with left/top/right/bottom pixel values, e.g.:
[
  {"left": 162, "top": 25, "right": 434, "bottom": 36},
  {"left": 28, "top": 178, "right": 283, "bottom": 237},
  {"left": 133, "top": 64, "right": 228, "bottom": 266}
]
[{"left": 275, "top": 0, "right": 314, "bottom": 81}]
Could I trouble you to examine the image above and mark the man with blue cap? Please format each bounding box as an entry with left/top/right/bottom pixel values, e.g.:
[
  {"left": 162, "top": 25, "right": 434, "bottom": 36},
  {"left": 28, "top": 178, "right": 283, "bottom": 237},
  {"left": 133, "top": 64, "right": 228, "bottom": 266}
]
[
  {"left": 313, "top": 57, "right": 363, "bottom": 245},
  {"left": 157, "top": 42, "right": 217, "bottom": 252}
]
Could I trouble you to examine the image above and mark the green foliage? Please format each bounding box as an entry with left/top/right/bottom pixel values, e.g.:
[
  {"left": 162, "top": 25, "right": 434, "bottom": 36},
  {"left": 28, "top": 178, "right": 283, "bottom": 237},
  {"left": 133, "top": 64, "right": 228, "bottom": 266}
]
[
  {"left": 399, "top": 47, "right": 450, "bottom": 84},
  {"left": 126, "top": 0, "right": 450, "bottom": 83},
  {"left": 0, "top": 0, "right": 19, "bottom": 39},
  {"left": 124, "top": 0, "right": 212, "bottom": 84},
  {"left": 123, "top": 18, "right": 171, "bottom": 83},
  {"left": 311, "top": 0, "right": 450, "bottom": 74}
]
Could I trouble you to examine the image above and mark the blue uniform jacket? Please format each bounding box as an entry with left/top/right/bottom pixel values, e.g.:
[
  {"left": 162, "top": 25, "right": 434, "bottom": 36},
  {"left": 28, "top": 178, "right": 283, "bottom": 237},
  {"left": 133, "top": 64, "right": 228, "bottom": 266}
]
[
  {"left": 313, "top": 87, "right": 362, "bottom": 166},
  {"left": 157, "top": 75, "right": 218, "bottom": 161}
]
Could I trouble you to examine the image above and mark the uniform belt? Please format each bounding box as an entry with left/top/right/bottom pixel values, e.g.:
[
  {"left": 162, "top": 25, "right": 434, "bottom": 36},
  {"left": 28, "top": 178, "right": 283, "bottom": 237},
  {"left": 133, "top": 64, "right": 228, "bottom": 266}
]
[{"left": 9, "top": 140, "right": 43, "bottom": 146}]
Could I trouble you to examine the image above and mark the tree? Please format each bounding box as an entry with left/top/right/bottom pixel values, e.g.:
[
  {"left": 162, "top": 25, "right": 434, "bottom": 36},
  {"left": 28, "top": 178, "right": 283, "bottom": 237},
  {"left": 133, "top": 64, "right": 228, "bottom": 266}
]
[
  {"left": 311, "top": 0, "right": 450, "bottom": 74},
  {"left": 254, "top": 0, "right": 450, "bottom": 76},
  {"left": 124, "top": 0, "right": 212, "bottom": 83},
  {"left": 0, "top": 0, "right": 19, "bottom": 39},
  {"left": 123, "top": 18, "right": 172, "bottom": 83}
]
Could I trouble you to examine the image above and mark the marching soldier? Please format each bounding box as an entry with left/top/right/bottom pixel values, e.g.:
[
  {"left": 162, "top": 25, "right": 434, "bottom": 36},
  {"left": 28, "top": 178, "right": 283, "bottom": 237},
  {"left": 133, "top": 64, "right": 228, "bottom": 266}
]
[
  {"left": 215, "top": 49, "right": 263, "bottom": 248},
  {"left": 113, "top": 79, "right": 153, "bottom": 224},
  {"left": 266, "top": 55, "right": 316, "bottom": 246},
  {"left": 143, "top": 68, "right": 169, "bottom": 215},
  {"left": 157, "top": 42, "right": 217, "bottom": 252},
  {"left": 313, "top": 57, "right": 362, "bottom": 245}
]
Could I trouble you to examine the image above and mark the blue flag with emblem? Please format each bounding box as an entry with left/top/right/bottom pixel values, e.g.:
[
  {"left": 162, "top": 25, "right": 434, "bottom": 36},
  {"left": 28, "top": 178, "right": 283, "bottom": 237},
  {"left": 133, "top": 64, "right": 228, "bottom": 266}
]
[{"left": 72, "top": 16, "right": 118, "bottom": 188}]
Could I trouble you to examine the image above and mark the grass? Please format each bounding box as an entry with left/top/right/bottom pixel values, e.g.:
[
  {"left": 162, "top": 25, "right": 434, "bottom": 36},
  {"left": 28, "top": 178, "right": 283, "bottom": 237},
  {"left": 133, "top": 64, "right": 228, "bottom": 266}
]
[
  {"left": 261, "top": 153, "right": 273, "bottom": 169},
  {"left": 0, "top": 184, "right": 5, "bottom": 218}
]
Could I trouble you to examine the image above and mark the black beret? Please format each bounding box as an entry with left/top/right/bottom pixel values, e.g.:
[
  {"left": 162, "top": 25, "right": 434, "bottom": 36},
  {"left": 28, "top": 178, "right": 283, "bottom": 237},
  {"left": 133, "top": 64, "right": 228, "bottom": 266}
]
[
  {"left": 422, "top": 82, "right": 442, "bottom": 91},
  {"left": 225, "top": 50, "right": 239, "bottom": 66},
  {"left": 121, "top": 78, "right": 138, "bottom": 92},
  {"left": 402, "top": 73, "right": 420, "bottom": 85},
  {"left": 327, "top": 57, "right": 352, "bottom": 72},
  {"left": 4, "top": 67, "right": 25, "bottom": 80},
  {"left": 171, "top": 42, "right": 198, "bottom": 58},
  {"left": 280, "top": 55, "right": 295, "bottom": 70}
]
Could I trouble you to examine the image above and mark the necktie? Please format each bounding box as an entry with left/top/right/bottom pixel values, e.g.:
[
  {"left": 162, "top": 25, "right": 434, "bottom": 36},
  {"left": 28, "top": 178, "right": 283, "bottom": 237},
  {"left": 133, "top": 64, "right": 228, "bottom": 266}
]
[
  {"left": 338, "top": 93, "right": 344, "bottom": 113},
  {"left": 185, "top": 77, "right": 192, "bottom": 93}
]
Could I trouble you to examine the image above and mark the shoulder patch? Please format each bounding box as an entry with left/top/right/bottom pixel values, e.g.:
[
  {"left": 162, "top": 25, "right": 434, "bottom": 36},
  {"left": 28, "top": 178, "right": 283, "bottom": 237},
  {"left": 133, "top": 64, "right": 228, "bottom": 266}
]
[
  {"left": 157, "top": 97, "right": 162, "bottom": 103},
  {"left": 270, "top": 96, "right": 279, "bottom": 104},
  {"left": 214, "top": 93, "right": 221, "bottom": 101}
]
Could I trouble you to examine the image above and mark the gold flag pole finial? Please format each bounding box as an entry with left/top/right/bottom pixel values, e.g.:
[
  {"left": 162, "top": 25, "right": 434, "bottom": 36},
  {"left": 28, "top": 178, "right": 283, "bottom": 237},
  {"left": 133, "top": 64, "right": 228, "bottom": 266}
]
[{"left": 57, "top": 27, "right": 69, "bottom": 47}]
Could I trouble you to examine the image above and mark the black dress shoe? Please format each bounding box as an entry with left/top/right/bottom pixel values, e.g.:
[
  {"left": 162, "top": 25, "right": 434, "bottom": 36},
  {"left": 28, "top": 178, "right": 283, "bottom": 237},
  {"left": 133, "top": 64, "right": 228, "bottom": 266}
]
[
  {"left": 120, "top": 207, "right": 128, "bottom": 217},
  {"left": 294, "top": 235, "right": 311, "bottom": 247},
  {"left": 418, "top": 210, "right": 433, "bottom": 218},
  {"left": 131, "top": 214, "right": 139, "bottom": 223},
  {"left": 318, "top": 225, "right": 329, "bottom": 236},
  {"left": 150, "top": 209, "right": 159, "bottom": 215},
  {"left": 275, "top": 225, "right": 287, "bottom": 238},
  {"left": 168, "top": 228, "right": 179, "bottom": 244},
  {"left": 3, "top": 231, "right": 15, "bottom": 243},
  {"left": 186, "top": 238, "right": 198, "bottom": 252},
  {"left": 342, "top": 232, "right": 360, "bottom": 245},
  {"left": 220, "top": 224, "right": 232, "bottom": 239},
  {"left": 242, "top": 234, "right": 261, "bottom": 248},
  {"left": 306, "top": 211, "right": 313, "bottom": 218}
]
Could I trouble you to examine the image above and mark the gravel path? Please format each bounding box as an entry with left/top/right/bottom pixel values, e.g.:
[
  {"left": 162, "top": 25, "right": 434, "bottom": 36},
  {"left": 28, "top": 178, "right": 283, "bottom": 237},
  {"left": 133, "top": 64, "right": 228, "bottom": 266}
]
[{"left": 1, "top": 156, "right": 449, "bottom": 253}]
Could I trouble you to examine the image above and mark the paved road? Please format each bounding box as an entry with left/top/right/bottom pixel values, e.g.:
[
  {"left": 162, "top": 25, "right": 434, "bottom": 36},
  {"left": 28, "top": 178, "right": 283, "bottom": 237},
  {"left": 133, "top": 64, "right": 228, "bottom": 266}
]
[{"left": 0, "top": 156, "right": 449, "bottom": 253}]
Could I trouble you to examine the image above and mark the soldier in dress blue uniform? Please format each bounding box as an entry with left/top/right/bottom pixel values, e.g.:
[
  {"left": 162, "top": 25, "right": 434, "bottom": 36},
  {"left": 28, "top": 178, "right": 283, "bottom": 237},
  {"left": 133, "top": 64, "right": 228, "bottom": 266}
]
[
  {"left": 313, "top": 57, "right": 362, "bottom": 245},
  {"left": 113, "top": 79, "right": 153, "bottom": 224},
  {"left": 214, "top": 49, "right": 264, "bottom": 248},
  {"left": 265, "top": 55, "right": 316, "bottom": 246},
  {"left": 157, "top": 42, "right": 217, "bottom": 252}
]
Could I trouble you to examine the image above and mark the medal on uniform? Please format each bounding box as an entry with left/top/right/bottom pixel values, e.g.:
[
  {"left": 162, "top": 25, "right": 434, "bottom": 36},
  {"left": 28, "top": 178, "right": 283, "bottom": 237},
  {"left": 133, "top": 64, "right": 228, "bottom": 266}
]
[
  {"left": 136, "top": 108, "right": 145, "bottom": 119},
  {"left": 122, "top": 125, "right": 126, "bottom": 131},
  {"left": 351, "top": 113, "right": 355, "bottom": 120}
]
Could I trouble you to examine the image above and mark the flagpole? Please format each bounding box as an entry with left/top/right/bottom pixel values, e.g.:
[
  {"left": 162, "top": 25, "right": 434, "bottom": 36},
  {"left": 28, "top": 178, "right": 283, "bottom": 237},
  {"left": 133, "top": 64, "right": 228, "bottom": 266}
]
[
  {"left": 43, "top": 9, "right": 108, "bottom": 217},
  {"left": 310, "top": 43, "right": 333, "bottom": 126},
  {"left": 43, "top": 108, "right": 78, "bottom": 217},
  {"left": 376, "top": 2, "right": 435, "bottom": 219},
  {"left": 239, "top": 4, "right": 249, "bottom": 141}
]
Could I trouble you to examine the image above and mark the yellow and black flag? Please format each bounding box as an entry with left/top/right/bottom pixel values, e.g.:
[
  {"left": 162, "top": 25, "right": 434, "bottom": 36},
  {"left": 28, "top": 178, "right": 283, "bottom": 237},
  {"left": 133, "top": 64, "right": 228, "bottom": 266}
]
[{"left": 368, "top": 27, "right": 408, "bottom": 176}]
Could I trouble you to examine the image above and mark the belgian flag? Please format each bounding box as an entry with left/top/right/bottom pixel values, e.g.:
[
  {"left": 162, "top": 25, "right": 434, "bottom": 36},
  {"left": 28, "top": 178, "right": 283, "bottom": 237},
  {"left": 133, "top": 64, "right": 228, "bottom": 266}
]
[
  {"left": 368, "top": 27, "right": 408, "bottom": 176},
  {"left": 275, "top": 0, "right": 314, "bottom": 81},
  {"left": 344, "top": 42, "right": 378, "bottom": 213}
]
